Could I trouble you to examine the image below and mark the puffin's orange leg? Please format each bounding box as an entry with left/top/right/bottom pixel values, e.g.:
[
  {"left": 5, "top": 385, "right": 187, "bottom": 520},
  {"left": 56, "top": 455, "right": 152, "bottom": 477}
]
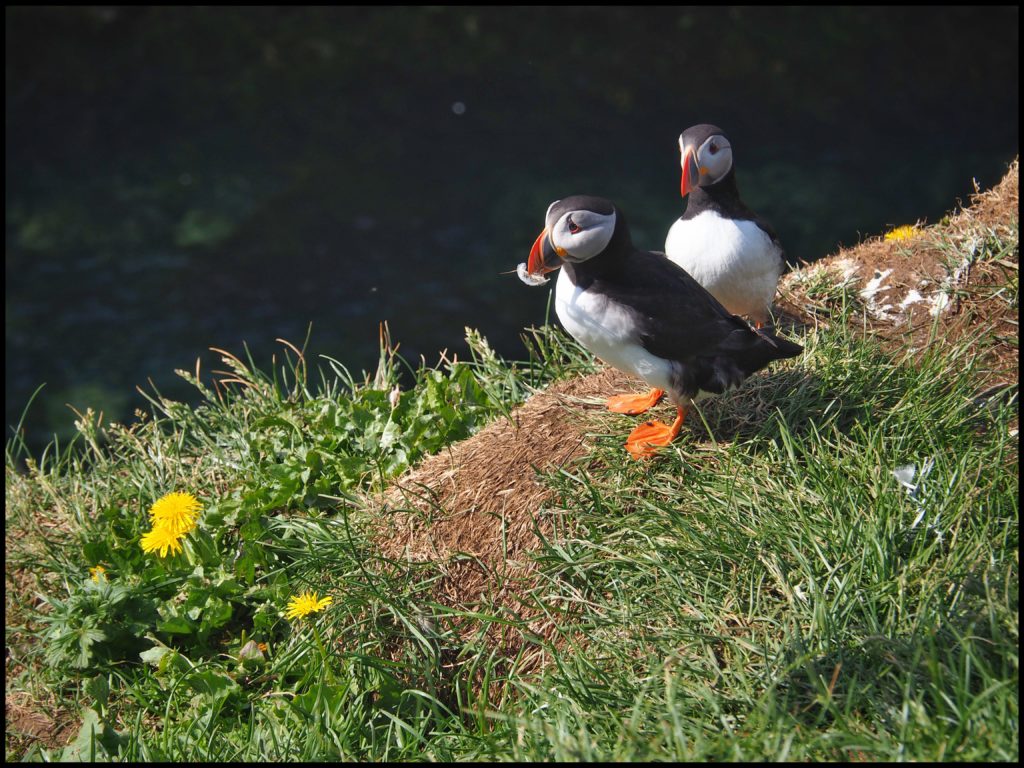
[
  {"left": 606, "top": 388, "right": 664, "bottom": 414},
  {"left": 754, "top": 320, "right": 764, "bottom": 330},
  {"left": 625, "top": 406, "right": 687, "bottom": 460}
]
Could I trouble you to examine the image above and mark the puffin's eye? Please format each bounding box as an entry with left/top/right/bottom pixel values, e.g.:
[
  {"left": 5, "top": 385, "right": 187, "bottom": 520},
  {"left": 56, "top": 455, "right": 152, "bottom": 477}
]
[
  {"left": 567, "top": 215, "right": 582, "bottom": 234},
  {"left": 708, "top": 142, "right": 719, "bottom": 155}
]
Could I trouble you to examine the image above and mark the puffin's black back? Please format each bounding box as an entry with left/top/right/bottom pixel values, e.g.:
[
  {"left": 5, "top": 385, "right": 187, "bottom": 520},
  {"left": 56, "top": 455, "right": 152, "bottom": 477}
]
[{"left": 565, "top": 226, "right": 801, "bottom": 399}]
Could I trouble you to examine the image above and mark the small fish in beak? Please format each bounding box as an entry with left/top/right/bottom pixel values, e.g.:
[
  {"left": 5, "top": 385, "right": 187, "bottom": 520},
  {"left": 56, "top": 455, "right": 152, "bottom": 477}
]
[
  {"left": 516, "top": 261, "right": 550, "bottom": 286},
  {"left": 516, "top": 226, "right": 563, "bottom": 285}
]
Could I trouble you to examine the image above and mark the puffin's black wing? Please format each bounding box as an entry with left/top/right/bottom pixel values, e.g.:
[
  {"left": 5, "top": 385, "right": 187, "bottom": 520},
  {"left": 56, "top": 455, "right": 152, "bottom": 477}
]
[
  {"left": 749, "top": 212, "right": 788, "bottom": 270},
  {"left": 592, "top": 249, "right": 801, "bottom": 394},
  {"left": 750, "top": 210, "right": 784, "bottom": 251}
]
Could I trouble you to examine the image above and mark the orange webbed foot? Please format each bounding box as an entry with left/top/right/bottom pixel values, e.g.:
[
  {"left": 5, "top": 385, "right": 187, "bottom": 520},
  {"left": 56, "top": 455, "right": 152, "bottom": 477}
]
[
  {"left": 606, "top": 388, "right": 664, "bottom": 415},
  {"left": 624, "top": 406, "right": 687, "bottom": 460}
]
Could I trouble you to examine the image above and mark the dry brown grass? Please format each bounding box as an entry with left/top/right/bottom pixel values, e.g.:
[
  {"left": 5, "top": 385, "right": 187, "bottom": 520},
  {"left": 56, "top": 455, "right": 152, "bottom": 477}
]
[
  {"left": 777, "top": 157, "right": 1019, "bottom": 384},
  {"left": 370, "top": 367, "right": 635, "bottom": 675},
  {"left": 4, "top": 690, "right": 77, "bottom": 756},
  {"left": 5, "top": 466, "right": 82, "bottom": 758}
]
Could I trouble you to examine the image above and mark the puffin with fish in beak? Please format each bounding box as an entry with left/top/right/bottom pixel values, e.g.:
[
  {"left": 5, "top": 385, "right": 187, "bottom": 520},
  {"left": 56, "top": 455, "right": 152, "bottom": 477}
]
[{"left": 522, "top": 194, "right": 801, "bottom": 458}]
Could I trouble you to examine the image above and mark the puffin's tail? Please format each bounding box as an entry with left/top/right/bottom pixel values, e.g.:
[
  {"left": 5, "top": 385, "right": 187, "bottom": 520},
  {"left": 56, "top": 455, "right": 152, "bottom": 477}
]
[
  {"left": 752, "top": 325, "right": 803, "bottom": 359},
  {"left": 694, "top": 326, "right": 802, "bottom": 394}
]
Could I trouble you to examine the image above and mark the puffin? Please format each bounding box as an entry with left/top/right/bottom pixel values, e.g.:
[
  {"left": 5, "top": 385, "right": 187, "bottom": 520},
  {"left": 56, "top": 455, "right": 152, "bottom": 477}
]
[
  {"left": 602, "top": 125, "right": 788, "bottom": 418},
  {"left": 665, "top": 124, "right": 785, "bottom": 328},
  {"left": 524, "top": 195, "right": 802, "bottom": 459}
]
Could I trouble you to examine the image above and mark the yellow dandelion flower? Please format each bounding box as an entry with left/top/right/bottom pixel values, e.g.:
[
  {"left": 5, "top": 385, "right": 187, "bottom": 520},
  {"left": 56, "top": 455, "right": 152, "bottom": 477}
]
[
  {"left": 140, "top": 523, "right": 185, "bottom": 558},
  {"left": 89, "top": 565, "right": 107, "bottom": 582},
  {"left": 284, "top": 591, "right": 334, "bottom": 621},
  {"left": 884, "top": 225, "right": 919, "bottom": 242},
  {"left": 148, "top": 491, "right": 202, "bottom": 536}
]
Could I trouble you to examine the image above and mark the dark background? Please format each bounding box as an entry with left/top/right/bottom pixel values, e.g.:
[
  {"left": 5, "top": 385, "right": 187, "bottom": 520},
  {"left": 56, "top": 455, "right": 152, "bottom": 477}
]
[{"left": 6, "top": 6, "right": 1019, "bottom": 453}]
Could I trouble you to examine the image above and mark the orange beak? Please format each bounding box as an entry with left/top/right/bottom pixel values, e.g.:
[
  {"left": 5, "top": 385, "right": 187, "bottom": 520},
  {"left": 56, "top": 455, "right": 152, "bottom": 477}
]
[
  {"left": 527, "top": 227, "right": 562, "bottom": 275},
  {"left": 680, "top": 147, "right": 699, "bottom": 198}
]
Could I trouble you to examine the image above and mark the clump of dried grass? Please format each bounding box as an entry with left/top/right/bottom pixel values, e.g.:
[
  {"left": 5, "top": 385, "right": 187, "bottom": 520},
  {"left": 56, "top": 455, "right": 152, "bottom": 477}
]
[
  {"left": 778, "top": 157, "right": 1018, "bottom": 382},
  {"left": 370, "top": 368, "right": 633, "bottom": 656}
]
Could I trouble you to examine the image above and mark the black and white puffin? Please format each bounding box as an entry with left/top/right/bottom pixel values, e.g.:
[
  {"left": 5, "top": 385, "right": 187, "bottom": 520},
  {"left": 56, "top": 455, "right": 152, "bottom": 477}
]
[
  {"left": 665, "top": 124, "right": 785, "bottom": 328},
  {"left": 525, "top": 195, "right": 802, "bottom": 459}
]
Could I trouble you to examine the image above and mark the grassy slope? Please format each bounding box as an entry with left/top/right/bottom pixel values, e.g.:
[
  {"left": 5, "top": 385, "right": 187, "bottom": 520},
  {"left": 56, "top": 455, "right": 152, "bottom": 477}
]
[{"left": 5, "top": 168, "right": 1018, "bottom": 761}]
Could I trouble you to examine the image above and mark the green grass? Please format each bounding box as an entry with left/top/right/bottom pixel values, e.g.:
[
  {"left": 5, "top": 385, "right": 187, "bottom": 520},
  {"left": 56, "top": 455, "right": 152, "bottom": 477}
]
[
  {"left": 5, "top": 274, "right": 1018, "bottom": 760},
  {"left": 510, "top": 319, "right": 1017, "bottom": 761}
]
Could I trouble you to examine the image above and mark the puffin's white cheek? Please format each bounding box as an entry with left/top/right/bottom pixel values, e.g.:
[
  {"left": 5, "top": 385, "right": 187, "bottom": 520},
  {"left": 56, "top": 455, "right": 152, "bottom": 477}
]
[
  {"left": 576, "top": 229, "right": 608, "bottom": 259},
  {"left": 708, "top": 150, "right": 732, "bottom": 180}
]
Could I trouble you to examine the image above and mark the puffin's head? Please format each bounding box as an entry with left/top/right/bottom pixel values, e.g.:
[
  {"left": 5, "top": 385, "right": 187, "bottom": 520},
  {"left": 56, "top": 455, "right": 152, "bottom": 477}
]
[
  {"left": 526, "top": 195, "right": 621, "bottom": 276},
  {"left": 678, "top": 124, "right": 733, "bottom": 198}
]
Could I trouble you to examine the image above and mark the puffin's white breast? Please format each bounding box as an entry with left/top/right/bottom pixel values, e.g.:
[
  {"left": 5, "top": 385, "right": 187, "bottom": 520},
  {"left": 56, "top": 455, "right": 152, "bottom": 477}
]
[
  {"left": 554, "top": 269, "right": 675, "bottom": 392},
  {"left": 664, "top": 209, "right": 781, "bottom": 320}
]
